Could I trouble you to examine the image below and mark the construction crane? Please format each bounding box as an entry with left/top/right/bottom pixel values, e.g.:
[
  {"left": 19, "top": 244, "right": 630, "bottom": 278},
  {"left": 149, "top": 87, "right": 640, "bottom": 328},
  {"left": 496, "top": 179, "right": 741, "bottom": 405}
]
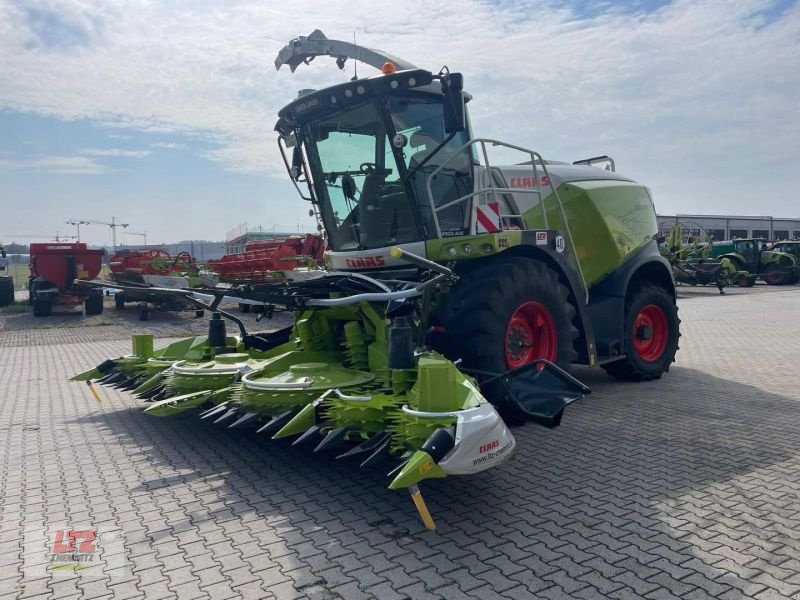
[
  {"left": 67, "top": 218, "right": 129, "bottom": 248},
  {"left": 4, "top": 233, "right": 78, "bottom": 242}
]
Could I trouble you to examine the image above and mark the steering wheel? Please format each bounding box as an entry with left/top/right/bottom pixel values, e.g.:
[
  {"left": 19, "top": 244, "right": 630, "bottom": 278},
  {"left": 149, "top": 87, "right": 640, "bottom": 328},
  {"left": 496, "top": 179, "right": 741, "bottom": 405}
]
[{"left": 359, "top": 162, "right": 377, "bottom": 175}]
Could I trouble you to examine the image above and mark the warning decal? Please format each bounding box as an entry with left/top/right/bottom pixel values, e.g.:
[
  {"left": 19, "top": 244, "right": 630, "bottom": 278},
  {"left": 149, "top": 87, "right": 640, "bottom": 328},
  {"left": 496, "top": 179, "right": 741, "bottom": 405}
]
[{"left": 476, "top": 203, "right": 501, "bottom": 234}]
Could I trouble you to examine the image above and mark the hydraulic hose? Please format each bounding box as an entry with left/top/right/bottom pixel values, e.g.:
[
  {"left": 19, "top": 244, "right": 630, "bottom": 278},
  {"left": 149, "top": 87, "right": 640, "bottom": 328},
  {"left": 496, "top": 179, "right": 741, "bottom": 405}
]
[{"left": 306, "top": 287, "right": 422, "bottom": 306}]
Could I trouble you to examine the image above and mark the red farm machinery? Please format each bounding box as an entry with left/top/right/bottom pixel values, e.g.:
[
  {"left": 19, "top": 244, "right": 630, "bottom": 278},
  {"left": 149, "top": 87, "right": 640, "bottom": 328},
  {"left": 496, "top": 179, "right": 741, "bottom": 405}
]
[
  {"left": 208, "top": 234, "right": 324, "bottom": 282},
  {"left": 28, "top": 242, "right": 105, "bottom": 317}
]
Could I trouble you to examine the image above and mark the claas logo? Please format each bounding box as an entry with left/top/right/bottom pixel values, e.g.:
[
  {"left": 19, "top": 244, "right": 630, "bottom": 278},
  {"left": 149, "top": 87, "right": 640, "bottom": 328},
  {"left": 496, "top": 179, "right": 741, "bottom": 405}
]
[
  {"left": 509, "top": 176, "right": 551, "bottom": 188},
  {"left": 479, "top": 440, "right": 499, "bottom": 453},
  {"left": 345, "top": 256, "right": 386, "bottom": 269}
]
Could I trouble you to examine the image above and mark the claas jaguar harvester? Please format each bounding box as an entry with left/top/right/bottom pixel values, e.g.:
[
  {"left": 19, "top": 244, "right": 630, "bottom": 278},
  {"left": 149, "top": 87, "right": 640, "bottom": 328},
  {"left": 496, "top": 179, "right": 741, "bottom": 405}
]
[
  {"left": 73, "top": 30, "right": 679, "bottom": 529},
  {"left": 275, "top": 30, "right": 680, "bottom": 384}
]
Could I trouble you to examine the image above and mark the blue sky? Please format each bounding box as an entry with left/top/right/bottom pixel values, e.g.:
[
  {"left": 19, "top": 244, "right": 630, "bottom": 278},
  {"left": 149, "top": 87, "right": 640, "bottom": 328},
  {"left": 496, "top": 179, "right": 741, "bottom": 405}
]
[{"left": 1, "top": 0, "right": 799, "bottom": 246}]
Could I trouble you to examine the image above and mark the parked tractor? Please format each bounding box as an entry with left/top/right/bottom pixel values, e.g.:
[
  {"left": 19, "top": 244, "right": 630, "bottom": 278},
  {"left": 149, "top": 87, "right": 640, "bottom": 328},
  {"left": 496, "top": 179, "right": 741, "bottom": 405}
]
[
  {"left": 0, "top": 245, "right": 13, "bottom": 307},
  {"left": 29, "top": 242, "right": 105, "bottom": 316},
  {"left": 771, "top": 240, "right": 800, "bottom": 265},
  {"left": 714, "top": 239, "right": 799, "bottom": 285}
]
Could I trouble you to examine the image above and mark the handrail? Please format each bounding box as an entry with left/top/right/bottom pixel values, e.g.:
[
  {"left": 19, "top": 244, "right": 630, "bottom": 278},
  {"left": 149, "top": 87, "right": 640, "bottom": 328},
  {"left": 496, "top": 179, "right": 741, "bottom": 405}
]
[{"left": 425, "top": 138, "right": 589, "bottom": 301}]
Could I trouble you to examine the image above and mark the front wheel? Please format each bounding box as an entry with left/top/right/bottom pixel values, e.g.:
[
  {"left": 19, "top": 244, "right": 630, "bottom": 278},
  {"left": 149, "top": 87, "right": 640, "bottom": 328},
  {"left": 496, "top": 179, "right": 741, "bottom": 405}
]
[
  {"left": 602, "top": 284, "right": 679, "bottom": 381},
  {"left": 85, "top": 293, "right": 104, "bottom": 315},
  {"left": 737, "top": 275, "right": 755, "bottom": 287},
  {"left": 33, "top": 296, "right": 52, "bottom": 317},
  {"left": 437, "top": 259, "right": 578, "bottom": 422}
]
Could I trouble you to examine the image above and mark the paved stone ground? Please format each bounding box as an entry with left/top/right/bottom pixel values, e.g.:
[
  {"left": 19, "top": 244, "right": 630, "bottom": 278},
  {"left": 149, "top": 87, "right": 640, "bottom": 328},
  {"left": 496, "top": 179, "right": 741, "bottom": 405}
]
[{"left": 1, "top": 285, "right": 799, "bottom": 599}]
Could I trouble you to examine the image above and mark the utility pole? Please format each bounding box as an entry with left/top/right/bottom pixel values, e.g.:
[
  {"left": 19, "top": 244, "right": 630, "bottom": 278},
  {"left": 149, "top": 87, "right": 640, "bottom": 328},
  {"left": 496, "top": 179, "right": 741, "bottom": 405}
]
[{"left": 67, "top": 218, "right": 130, "bottom": 249}]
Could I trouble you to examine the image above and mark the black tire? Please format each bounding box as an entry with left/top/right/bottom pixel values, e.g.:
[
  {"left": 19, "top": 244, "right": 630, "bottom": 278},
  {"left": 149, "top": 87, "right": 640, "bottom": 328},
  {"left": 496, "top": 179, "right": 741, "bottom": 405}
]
[
  {"left": 239, "top": 303, "right": 251, "bottom": 313},
  {"left": 0, "top": 277, "right": 13, "bottom": 307},
  {"left": 115, "top": 292, "right": 126, "bottom": 310},
  {"left": 761, "top": 265, "right": 789, "bottom": 286},
  {"left": 33, "top": 297, "right": 52, "bottom": 317},
  {"left": 139, "top": 306, "right": 150, "bottom": 321},
  {"left": 85, "top": 292, "right": 104, "bottom": 315},
  {"left": 195, "top": 310, "right": 204, "bottom": 318},
  {"left": 602, "top": 283, "right": 679, "bottom": 382},
  {"left": 437, "top": 259, "right": 578, "bottom": 422}
]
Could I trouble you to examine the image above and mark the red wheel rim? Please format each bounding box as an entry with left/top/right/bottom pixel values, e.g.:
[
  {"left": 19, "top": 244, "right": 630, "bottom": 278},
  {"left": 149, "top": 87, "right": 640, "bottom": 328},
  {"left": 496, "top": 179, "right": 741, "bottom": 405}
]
[
  {"left": 633, "top": 304, "right": 668, "bottom": 362},
  {"left": 505, "top": 301, "right": 557, "bottom": 369},
  {"left": 738, "top": 277, "right": 749, "bottom": 287},
  {"left": 766, "top": 270, "right": 781, "bottom": 283}
]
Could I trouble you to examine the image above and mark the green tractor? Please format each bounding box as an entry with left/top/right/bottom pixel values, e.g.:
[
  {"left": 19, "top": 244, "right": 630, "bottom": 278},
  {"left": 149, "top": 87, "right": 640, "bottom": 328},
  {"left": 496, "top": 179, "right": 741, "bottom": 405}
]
[
  {"left": 715, "top": 238, "right": 799, "bottom": 286},
  {"left": 771, "top": 240, "right": 800, "bottom": 266},
  {"left": 0, "top": 245, "right": 13, "bottom": 307}
]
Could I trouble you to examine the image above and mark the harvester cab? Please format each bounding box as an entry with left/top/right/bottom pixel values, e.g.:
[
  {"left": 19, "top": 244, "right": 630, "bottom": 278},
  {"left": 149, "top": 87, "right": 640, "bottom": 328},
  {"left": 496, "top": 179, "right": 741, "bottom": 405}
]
[{"left": 275, "top": 30, "right": 680, "bottom": 387}]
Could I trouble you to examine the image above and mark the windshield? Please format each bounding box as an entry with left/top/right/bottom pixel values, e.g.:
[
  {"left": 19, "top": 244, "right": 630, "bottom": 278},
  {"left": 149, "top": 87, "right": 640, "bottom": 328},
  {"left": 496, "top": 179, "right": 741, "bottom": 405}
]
[
  {"left": 303, "top": 95, "right": 474, "bottom": 251},
  {"left": 305, "top": 100, "right": 420, "bottom": 251}
]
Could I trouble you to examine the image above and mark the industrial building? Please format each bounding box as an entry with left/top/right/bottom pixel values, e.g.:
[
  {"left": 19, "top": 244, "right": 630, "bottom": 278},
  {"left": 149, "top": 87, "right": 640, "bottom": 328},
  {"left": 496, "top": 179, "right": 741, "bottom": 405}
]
[{"left": 656, "top": 214, "right": 800, "bottom": 241}]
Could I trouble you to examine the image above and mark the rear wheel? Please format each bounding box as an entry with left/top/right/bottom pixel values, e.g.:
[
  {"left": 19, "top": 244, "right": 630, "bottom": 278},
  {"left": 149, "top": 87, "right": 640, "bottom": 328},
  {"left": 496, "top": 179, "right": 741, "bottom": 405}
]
[
  {"left": 602, "top": 284, "right": 679, "bottom": 381},
  {"left": 115, "top": 292, "right": 126, "bottom": 310},
  {"left": 139, "top": 305, "right": 150, "bottom": 321},
  {"left": 0, "top": 277, "right": 13, "bottom": 307},
  {"left": 762, "top": 265, "right": 789, "bottom": 285},
  {"left": 438, "top": 259, "right": 578, "bottom": 422}
]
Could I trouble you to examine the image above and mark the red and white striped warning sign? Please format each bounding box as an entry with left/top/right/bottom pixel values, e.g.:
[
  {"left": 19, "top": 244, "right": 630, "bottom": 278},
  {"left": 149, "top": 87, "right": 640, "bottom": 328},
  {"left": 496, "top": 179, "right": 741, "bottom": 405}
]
[{"left": 475, "top": 202, "right": 500, "bottom": 234}]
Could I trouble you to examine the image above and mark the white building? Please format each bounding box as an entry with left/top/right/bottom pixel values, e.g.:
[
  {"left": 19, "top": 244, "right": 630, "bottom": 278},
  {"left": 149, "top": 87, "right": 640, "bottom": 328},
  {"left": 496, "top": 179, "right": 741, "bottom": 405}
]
[{"left": 656, "top": 214, "right": 800, "bottom": 241}]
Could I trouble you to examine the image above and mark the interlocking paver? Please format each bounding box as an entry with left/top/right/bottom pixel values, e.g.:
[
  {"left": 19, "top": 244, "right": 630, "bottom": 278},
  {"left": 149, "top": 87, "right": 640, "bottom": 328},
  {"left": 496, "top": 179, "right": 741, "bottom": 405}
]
[{"left": 3, "top": 286, "right": 800, "bottom": 600}]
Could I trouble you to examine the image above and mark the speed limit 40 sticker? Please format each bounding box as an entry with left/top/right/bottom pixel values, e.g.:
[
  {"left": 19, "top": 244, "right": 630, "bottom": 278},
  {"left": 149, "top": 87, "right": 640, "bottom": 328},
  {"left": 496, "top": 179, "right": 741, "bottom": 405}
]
[{"left": 555, "top": 235, "right": 566, "bottom": 253}]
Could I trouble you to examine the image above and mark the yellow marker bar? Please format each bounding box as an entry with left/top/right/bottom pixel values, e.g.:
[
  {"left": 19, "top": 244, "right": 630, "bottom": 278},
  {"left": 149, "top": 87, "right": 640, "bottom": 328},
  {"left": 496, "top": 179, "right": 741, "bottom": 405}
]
[
  {"left": 86, "top": 381, "right": 102, "bottom": 403},
  {"left": 409, "top": 485, "right": 436, "bottom": 531}
]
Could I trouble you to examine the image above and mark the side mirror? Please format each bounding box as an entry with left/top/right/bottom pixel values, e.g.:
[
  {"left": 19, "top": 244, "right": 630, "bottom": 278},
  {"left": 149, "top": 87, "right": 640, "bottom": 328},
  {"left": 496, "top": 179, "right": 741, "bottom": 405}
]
[
  {"left": 441, "top": 72, "right": 466, "bottom": 134},
  {"left": 290, "top": 146, "right": 303, "bottom": 181}
]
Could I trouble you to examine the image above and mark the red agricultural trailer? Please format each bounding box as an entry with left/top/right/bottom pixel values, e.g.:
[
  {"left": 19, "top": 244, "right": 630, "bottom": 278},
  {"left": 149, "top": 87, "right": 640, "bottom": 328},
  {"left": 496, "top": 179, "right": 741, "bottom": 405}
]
[{"left": 28, "top": 242, "right": 105, "bottom": 317}]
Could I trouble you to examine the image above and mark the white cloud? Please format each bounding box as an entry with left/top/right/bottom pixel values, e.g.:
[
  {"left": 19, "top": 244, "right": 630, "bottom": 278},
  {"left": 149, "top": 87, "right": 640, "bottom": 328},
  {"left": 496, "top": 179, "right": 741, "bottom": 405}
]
[
  {"left": 81, "top": 148, "right": 150, "bottom": 157},
  {"left": 150, "top": 142, "right": 187, "bottom": 150},
  {"left": 0, "top": 154, "right": 113, "bottom": 175},
  {"left": 0, "top": 0, "right": 798, "bottom": 214}
]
